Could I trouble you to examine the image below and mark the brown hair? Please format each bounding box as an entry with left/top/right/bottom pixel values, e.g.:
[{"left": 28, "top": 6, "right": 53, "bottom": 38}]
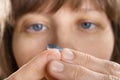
[
  {"left": 0, "top": 0, "right": 11, "bottom": 79},
  {"left": 1, "top": 0, "right": 120, "bottom": 79}
]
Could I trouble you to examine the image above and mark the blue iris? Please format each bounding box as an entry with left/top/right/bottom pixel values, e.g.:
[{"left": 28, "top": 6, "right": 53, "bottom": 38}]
[
  {"left": 28, "top": 23, "right": 46, "bottom": 32},
  {"left": 80, "top": 22, "right": 96, "bottom": 30}
]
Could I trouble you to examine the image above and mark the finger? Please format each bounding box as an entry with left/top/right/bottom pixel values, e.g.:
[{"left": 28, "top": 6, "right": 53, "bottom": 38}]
[
  {"left": 5, "top": 49, "right": 61, "bottom": 80},
  {"left": 47, "top": 60, "right": 120, "bottom": 80},
  {"left": 61, "top": 48, "right": 120, "bottom": 77}
]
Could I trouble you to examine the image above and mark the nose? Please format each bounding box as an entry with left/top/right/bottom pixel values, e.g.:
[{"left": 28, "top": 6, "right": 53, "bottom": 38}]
[{"left": 47, "top": 26, "right": 72, "bottom": 50}]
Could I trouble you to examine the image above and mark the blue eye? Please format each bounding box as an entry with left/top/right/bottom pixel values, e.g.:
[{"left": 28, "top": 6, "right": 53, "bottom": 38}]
[
  {"left": 27, "top": 23, "right": 47, "bottom": 32},
  {"left": 80, "top": 22, "right": 96, "bottom": 30}
]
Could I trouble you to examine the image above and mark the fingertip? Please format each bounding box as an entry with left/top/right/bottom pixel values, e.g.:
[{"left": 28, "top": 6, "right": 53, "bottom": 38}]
[
  {"left": 47, "top": 60, "right": 64, "bottom": 79},
  {"left": 48, "top": 60, "right": 64, "bottom": 73},
  {"left": 46, "top": 49, "right": 61, "bottom": 61},
  {"left": 61, "top": 48, "right": 74, "bottom": 61}
]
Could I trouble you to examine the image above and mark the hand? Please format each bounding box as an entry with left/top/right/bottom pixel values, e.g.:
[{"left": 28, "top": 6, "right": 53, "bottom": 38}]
[
  {"left": 47, "top": 49, "right": 120, "bottom": 80},
  {"left": 5, "top": 49, "right": 61, "bottom": 80}
]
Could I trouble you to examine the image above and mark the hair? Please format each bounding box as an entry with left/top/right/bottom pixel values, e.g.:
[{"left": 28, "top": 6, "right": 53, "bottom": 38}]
[
  {"left": 0, "top": 0, "right": 11, "bottom": 79},
  {"left": 0, "top": 0, "right": 11, "bottom": 44},
  {"left": 1, "top": 0, "right": 120, "bottom": 79}
]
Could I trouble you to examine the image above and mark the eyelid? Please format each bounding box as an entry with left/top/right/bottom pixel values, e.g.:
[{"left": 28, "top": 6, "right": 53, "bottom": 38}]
[
  {"left": 26, "top": 23, "right": 48, "bottom": 32},
  {"left": 22, "top": 20, "right": 50, "bottom": 32},
  {"left": 18, "top": 15, "right": 51, "bottom": 31},
  {"left": 76, "top": 19, "right": 104, "bottom": 30},
  {"left": 80, "top": 22, "right": 97, "bottom": 30}
]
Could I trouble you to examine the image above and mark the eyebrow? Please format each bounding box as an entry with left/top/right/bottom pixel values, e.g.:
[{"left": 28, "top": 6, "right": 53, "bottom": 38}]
[
  {"left": 76, "top": 6, "right": 103, "bottom": 12},
  {"left": 17, "top": 14, "right": 53, "bottom": 27}
]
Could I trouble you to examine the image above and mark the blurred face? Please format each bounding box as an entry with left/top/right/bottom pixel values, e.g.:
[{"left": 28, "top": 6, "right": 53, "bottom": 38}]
[{"left": 12, "top": 1, "right": 114, "bottom": 67}]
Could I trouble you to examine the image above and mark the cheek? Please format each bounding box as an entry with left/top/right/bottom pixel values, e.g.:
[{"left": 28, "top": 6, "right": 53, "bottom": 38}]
[
  {"left": 12, "top": 34, "right": 49, "bottom": 67},
  {"left": 66, "top": 29, "right": 114, "bottom": 60}
]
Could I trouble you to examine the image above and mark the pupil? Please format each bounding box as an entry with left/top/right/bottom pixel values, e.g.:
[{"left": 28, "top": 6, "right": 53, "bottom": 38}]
[
  {"left": 32, "top": 24, "right": 42, "bottom": 31},
  {"left": 81, "top": 22, "right": 91, "bottom": 29}
]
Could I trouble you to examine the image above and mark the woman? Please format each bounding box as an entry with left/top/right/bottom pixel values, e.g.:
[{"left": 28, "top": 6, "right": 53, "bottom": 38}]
[{"left": 2, "top": 0, "right": 120, "bottom": 80}]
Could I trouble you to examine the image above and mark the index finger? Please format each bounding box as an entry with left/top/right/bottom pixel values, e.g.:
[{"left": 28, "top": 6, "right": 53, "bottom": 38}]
[{"left": 61, "top": 48, "right": 120, "bottom": 77}]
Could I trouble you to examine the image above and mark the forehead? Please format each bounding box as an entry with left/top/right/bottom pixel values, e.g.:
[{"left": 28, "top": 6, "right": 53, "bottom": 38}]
[
  {"left": 13, "top": 0, "right": 106, "bottom": 20},
  {"left": 35, "top": 0, "right": 103, "bottom": 14}
]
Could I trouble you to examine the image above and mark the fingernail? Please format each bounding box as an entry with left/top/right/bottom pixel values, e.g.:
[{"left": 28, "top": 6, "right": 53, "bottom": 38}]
[
  {"left": 112, "top": 62, "right": 120, "bottom": 70},
  {"left": 51, "top": 61, "right": 64, "bottom": 72},
  {"left": 52, "top": 49, "right": 61, "bottom": 54},
  {"left": 62, "top": 48, "right": 74, "bottom": 60},
  {"left": 47, "top": 49, "right": 61, "bottom": 61}
]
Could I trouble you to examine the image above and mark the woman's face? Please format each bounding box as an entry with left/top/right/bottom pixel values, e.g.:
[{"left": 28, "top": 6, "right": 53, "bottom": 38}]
[{"left": 12, "top": 1, "right": 114, "bottom": 67}]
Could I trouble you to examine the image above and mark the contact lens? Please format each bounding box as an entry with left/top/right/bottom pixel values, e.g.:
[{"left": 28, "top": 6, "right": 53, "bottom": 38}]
[{"left": 46, "top": 44, "right": 63, "bottom": 51}]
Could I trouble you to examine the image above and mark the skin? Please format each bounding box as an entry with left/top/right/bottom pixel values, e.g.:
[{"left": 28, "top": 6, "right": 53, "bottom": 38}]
[
  {"left": 6, "top": 1, "right": 120, "bottom": 80},
  {"left": 13, "top": 1, "right": 114, "bottom": 67}
]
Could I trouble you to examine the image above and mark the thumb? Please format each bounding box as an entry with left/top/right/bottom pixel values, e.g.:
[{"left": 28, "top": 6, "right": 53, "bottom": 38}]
[{"left": 5, "top": 49, "right": 61, "bottom": 80}]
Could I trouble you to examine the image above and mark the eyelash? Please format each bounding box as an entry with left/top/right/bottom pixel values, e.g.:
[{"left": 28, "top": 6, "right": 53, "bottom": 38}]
[
  {"left": 26, "top": 23, "right": 48, "bottom": 32},
  {"left": 76, "top": 21, "right": 101, "bottom": 33},
  {"left": 24, "top": 20, "right": 100, "bottom": 33},
  {"left": 79, "top": 22, "right": 97, "bottom": 30}
]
